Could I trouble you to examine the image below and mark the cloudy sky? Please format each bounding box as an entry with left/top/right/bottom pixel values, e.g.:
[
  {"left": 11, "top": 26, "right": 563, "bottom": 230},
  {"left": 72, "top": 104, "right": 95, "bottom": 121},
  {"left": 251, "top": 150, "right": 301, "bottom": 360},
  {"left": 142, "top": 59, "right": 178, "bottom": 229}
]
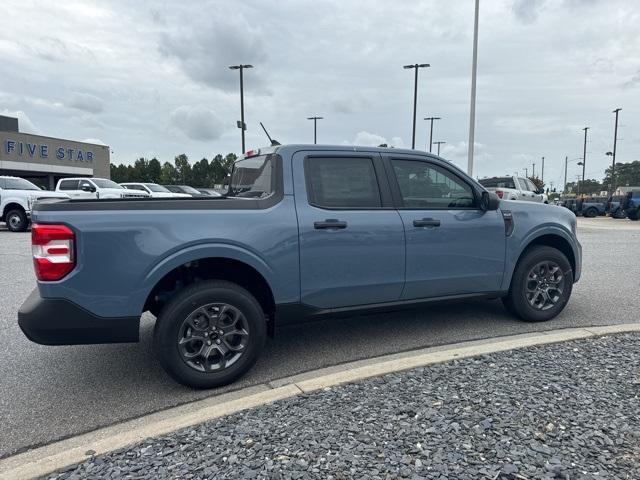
[{"left": 1, "top": 0, "right": 639, "bottom": 187}]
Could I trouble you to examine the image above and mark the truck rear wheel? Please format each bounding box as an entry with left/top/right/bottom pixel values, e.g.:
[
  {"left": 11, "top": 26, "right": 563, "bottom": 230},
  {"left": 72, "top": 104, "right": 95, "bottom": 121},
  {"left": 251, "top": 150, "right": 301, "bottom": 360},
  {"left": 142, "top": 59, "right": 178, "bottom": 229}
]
[
  {"left": 502, "top": 246, "right": 573, "bottom": 322},
  {"left": 583, "top": 207, "right": 598, "bottom": 218},
  {"left": 6, "top": 209, "right": 28, "bottom": 232},
  {"left": 154, "top": 280, "right": 267, "bottom": 389}
]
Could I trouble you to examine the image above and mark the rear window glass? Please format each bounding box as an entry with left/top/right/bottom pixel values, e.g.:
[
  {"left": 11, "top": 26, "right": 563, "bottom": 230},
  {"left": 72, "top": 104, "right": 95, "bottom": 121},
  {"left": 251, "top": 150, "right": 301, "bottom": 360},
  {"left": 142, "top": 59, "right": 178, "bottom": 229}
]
[
  {"left": 229, "top": 155, "right": 275, "bottom": 199},
  {"left": 59, "top": 180, "right": 79, "bottom": 190},
  {"left": 479, "top": 177, "right": 515, "bottom": 189}
]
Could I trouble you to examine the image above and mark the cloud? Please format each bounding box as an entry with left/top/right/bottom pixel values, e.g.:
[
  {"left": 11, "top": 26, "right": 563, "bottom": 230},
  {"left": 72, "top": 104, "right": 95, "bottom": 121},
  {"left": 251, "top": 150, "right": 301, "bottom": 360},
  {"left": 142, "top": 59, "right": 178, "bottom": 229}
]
[
  {"left": 158, "top": 14, "right": 267, "bottom": 91},
  {"left": 345, "top": 131, "right": 405, "bottom": 148},
  {"left": 170, "top": 105, "right": 223, "bottom": 141},
  {"left": 68, "top": 93, "right": 104, "bottom": 114},
  {"left": 512, "top": 0, "right": 546, "bottom": 24},
  {"left": 331, "top": 95, "right": 372, "bottom": 114},
  {"left": 81, "top": 138, "right": 107, "bottom": 146},
  {"left": 0, "top": 109, "right": 40, "bottom": 134}
]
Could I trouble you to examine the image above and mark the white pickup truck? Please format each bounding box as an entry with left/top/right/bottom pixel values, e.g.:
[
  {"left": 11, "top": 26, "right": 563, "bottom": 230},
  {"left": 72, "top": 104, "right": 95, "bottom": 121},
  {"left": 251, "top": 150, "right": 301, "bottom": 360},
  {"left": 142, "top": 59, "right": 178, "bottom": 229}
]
[
  {"left": 0, "top": 176, "right": 69, "bottom": 232},
  {"left": 55, "top": 178, "right": 149, "bottom": 199},
  {"left": 478, "top": 176, "right": 548, "bottom": 203}
]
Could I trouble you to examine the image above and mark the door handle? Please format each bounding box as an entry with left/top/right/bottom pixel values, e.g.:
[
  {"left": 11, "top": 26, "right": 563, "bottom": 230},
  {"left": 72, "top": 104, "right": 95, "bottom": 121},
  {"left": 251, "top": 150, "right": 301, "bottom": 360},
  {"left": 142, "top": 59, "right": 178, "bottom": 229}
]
[
  {"left": 314, "top": 219, "right": 347, "bottom": 229},
  {"left": 413, "top": 218, "right": 441, "bottom": 228}
]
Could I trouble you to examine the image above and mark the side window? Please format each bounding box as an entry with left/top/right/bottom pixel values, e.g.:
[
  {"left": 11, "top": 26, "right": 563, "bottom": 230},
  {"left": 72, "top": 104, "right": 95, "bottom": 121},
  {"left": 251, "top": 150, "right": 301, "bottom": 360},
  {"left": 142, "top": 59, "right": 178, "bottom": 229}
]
[
  {"left": 517, "top": 178, "right": 529, "bottom": 191},
  {"left": 79, "top": 180, "right": 93, "bottom": 189},
  {"left": 59, "top": 180, "right": 79, "bottom": 191},
  {"left": 526, "top": 179, "right": 538, "bottom": 192},
  {"left": 305, "top": 157, "right": 382, "bottom": 208},
  {"left": 391, "top": 159, "right": 476, "bottom": 209}
]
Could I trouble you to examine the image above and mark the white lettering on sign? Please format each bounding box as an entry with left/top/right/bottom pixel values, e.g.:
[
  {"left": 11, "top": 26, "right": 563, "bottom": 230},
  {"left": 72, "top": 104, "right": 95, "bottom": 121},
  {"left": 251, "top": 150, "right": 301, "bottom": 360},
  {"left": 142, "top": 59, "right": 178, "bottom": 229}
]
[{"left": 4, "top": 140, "right": 94, "bottom": 163}]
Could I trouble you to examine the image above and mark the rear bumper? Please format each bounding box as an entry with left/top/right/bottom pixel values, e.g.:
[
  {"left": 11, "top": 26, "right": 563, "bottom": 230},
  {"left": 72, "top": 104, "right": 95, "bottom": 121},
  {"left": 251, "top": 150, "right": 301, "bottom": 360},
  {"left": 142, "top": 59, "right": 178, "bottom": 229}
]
[{"left": 18, "top": 288, "right": 139, "bottom": 345}]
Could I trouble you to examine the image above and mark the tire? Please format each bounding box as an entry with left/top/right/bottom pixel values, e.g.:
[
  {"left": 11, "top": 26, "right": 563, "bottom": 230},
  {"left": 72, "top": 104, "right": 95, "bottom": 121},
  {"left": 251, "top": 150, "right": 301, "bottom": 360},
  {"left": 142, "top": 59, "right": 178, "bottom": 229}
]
[
  {"left": 5, "top": 209, "right": 28, "bottom": 232},
  {"left": 628, "top": 209, "right": 639, "bottom": 221},
  {"left": 154, "top": 280, "right": 267, "bottom": 389},
  {"left": 612, "top": 209, "right": 625, "bottom": 219},
  {"left": 583, "top": 207, "right": 598, "bottom": 218},
  {"left": 502, "top": 246, "right": 573, "bottom": 322}
]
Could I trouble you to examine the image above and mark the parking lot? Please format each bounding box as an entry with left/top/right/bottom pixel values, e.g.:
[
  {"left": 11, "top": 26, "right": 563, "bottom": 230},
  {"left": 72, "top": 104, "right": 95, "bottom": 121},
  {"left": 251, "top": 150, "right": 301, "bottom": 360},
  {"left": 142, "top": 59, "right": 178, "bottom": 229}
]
[{"left": 0, "top": 216, "right": 639, "bottom": 459}]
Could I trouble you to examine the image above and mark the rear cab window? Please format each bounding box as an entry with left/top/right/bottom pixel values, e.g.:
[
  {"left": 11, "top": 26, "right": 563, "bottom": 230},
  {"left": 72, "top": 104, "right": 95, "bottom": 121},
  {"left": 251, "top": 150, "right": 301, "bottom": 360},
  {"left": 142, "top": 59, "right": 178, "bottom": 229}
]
[
  {"left": 478, "top": 177, "right": 516, "bottom": 189},
  {"left": 59, "top": 180, "right": 79, "bottom": 191},
  {"left": 228, "top": 154, "right": 276, "bottom": 199}
]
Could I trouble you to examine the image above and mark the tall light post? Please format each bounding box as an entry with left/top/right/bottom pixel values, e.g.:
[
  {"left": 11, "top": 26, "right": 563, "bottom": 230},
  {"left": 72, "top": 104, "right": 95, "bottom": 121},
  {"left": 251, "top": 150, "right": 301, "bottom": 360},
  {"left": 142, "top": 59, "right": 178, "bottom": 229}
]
[
  {"left": 424, "top": 116, "right": 441, "bottom": 153},
  {"left": 564, "top": 156, "right": 568, "bottom": 193},
  {"left": 581, "top": 127, "right": 589, "bottom": 185},
  {"left": 467, "top": 0, "right": 480, "bottom": 176},
  {"left": 541, "top": 156, "right": 545, "bottom": 182},
  {"left": 524, "top": 167, "right": 528, "bottom": 177},
  {"left": 229, "top": 64, "right": 253, "bottom": 153},
  {"left": 532, "top": 163, "right": 536, "bottom": 178},
  {"left": 611, "top": 108, "right": 621, "bottom": 193},
  {"left": 307, "top": 116, "right": 323, "bottom": 144},
  {"left": 434, "top": 141, "right": 446, "bottom": 156},
  {"left": 403, "top": 63, "right": 430, "bottom": 149}
]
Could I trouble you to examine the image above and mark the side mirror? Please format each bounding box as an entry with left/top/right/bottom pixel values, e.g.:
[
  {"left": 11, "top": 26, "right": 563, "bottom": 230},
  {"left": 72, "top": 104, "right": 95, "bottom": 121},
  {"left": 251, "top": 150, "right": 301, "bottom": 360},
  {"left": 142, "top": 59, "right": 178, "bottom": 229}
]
[
  {"left": 481, "top": 191, "right": 500, "bottom": 211},
  {"left": 81, "top": 185, "right": 96, "bottom": 193}
]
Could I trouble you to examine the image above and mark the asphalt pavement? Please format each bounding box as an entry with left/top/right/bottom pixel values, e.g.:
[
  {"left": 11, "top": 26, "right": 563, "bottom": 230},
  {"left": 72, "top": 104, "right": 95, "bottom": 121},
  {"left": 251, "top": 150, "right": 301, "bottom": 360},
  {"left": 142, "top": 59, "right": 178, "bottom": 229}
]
[{"left": 0, "top": 217, "right": 638, "bottom": 459}]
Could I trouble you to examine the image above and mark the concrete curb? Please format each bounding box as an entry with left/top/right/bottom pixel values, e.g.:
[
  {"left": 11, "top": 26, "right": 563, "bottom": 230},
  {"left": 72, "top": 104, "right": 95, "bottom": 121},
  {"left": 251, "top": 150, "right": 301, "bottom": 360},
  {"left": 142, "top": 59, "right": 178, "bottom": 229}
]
[{"left": 2, "top": 323, "right": 639, "bottom": 480}]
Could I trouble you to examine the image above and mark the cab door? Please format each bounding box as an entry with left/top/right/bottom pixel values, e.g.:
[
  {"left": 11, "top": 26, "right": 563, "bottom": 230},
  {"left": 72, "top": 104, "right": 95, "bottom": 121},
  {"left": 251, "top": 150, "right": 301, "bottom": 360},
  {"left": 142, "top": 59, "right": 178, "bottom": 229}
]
[
  {"left": 293, "top": 151, "right": 406, "bottom": 309},
  {"left": 384, "top": 155, "right": 506, "bottom": 299}
]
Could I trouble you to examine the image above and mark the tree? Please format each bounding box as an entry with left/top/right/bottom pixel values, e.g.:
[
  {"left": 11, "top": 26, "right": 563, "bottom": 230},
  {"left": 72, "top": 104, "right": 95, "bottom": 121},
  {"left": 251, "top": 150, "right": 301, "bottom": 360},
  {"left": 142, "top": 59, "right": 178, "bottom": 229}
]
[
  {"left": 174, "top": 154, "right": 192, "bottom": 185},
  {"left": 192, "top": 158, "right": 211, "bottom": 187},
  {"left": 565, "top": 179, "right": 603, "bottom": 196},
  {"left": 148, "top": 158, "right": 162, "bottom": 183},
  {"left": 132, "top": 158, "right": 149, "bottom": 182},
  {"left": 603, "top": 160, "right": 640, "bottom": 191},
  {"left": 160, "top": 162, "right": 178, "bottom": 185},
  {"left": 223, "top": 153, "right": 238, "bottom": 173},
  {"left": 210, "top": 155, "right": 227, "bottom": 184},
  {"left": 528, "top": 176, "right": 544, "bottom": 191}
]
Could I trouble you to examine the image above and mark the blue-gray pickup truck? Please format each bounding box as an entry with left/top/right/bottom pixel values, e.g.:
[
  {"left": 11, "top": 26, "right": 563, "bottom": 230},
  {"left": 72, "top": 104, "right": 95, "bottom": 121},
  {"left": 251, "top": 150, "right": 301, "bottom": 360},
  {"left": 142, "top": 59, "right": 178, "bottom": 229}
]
[{"left": 19, "top": 145, "right": 582, "bottom": 388}]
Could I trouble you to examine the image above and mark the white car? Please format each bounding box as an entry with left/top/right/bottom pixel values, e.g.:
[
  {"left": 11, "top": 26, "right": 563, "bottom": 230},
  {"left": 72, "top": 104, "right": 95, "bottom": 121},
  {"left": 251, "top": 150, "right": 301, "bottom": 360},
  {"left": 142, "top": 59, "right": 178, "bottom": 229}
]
[
  {"left": 120, "top": 182, "right": 191, "bottom": 198},
  {"left": 478, "top": 176, "right": 548, "bottom": 203},
  {"left": 55, "top": 178, "right": 149, "bottom": 199},
  {"left": 0, "top": 176, "right": 69, "bottom": 232}
]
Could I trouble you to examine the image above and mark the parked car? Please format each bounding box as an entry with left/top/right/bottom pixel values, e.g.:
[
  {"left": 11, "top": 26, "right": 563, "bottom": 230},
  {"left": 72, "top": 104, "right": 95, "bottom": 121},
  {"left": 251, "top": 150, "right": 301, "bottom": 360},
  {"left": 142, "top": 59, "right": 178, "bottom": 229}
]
[
  {"left": 0, "top": 176, "right": 68, "bottom": 232},
  {"left": 196, "top": 188, "right": 223, "bottom": 197},
  {"left": 19, "top": 144, "right": 581, "bottom": 388},
  {"left": 56, "top": 178, "right": 149, "bottom": 199},
  {"left": 120, "top": 182, "right": 191, "bottom": 198},
  {"left": 606, "top": 195, "right": 626, "bottom": 219},
  {"left": 621, "top": 190, "right": 640, "bottom": 220},
  {"left": 164, "top": 185, "right": 209, "bottom": 197},
  {"left": 478, "top": 176, "right": 548, "bottom": 203},
  {"left": 579, "top": 197, "right": 607, "bottom": 218}
]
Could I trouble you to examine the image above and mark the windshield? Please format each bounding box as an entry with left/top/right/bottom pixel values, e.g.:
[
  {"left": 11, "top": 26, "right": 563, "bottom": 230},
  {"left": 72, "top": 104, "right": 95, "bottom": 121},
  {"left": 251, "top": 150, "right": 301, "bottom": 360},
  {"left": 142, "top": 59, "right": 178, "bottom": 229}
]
[
  {"left": 229, "top": 155, "right": 274, "bottom": 198},
  {"left": 145, "top": 183, "right": 171, "bottom": 193},
  {"left": 92, "top": 179, "right": 123, "bottom": 189},
  {"left": 3, "top": 178, "right": 41, "bottom": 190},
  {"left": 479, "top": 177, "right": 516, "bottom": 189}
]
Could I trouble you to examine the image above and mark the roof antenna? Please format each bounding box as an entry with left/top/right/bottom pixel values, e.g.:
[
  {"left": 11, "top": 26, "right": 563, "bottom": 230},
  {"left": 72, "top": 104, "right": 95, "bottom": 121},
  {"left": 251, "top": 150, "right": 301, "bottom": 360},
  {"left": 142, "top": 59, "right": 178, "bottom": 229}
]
[{"left": 260, "top": 122, "right": 281, "bottom": 146}]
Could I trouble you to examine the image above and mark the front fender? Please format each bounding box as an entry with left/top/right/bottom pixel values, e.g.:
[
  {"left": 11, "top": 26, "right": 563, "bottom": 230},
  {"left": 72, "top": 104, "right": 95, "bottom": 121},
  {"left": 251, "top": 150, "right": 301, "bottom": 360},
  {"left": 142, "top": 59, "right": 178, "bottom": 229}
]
[{"left": 501, "top": 223, "right": 581, "bottom": 291}]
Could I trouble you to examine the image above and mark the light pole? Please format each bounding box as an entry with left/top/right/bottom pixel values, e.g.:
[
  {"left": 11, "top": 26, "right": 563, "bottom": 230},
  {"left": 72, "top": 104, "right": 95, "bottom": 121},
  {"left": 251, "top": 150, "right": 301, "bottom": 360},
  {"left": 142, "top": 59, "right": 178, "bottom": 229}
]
[
  {"left": 524, "top": 167, "right": 528, "bottom": 177},
  {"left": 403, "top": 63, "right": 430, "bottom": 149},
  {"left": 581, "top": 127, "right": 589, "bottom": 185},
  {"left": 576, "top": 161, "right": 584, "bottom": 195},
  {"left": 434, "top": 141, "right": 446, "bottom": 156},
  {"left": 229, "top": 64, "right": 254, "bottom": 153},
  {"left": 564, "top": 156, "right": 568, "bottom": 193},
  {"left": 467, "top": 0, "right": 480, "bottom": 176},
  {"left": 424, "top": 116, "right": 441, "bottom": 153},
  {"left": 541, "top": 156, "right": 545, "bottom": 182},
  {"left": 611, "top": 108, "right": 621, "bottom": 193},
  {"left": 307, "top": 116, "right": 323, "bottom": 144},
  {"left": 532, "top": 163, "right": 535, "bottom": 178}
]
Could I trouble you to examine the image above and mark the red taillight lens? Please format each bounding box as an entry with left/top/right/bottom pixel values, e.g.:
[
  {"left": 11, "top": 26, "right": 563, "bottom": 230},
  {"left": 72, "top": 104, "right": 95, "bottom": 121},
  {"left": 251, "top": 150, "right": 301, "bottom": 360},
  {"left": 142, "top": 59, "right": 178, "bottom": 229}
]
[
  {"left": 495, "top": 190, "right": 504, "bottom": 198},
  {"left": 31, "top": 224, "right": 76, "bottom": 281}
]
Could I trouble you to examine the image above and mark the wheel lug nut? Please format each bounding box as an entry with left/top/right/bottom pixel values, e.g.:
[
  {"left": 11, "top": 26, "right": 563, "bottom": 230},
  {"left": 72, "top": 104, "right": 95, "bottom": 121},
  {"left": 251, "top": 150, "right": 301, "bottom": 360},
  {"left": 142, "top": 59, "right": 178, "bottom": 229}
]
[
  {"left": 207, "top": 340, "right": 211, "bottom": 345},
  {"left": 216, "top": 339, "right": 221, "bottom": 344}
]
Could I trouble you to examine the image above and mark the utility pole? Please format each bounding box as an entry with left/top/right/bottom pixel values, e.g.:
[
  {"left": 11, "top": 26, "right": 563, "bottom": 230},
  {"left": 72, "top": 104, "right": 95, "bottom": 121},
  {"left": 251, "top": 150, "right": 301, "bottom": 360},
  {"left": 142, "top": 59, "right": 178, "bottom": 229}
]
[
  {"left": 525, "top": 167, "right": 528, "bottom": 177},
  {"left": 424, "top": 116, "right": 441, "bottom": 153},
  {"left": 581, "top": 127, "right": 589, "bottom": 185},
  {"left": 467, "top": 0, "right": 480, "bottom": 176},
  {"left": 611, "top": 108, "right": 621, "bottom": 193},
  {"left": 564, "top": 156, "right": 568, "bottom": 193},
  {"left": 532, "top": 163, "right": 535, "bottom": 178},
  {"left": 229, "top": 64, "right": 254, "bottom": 153},
  {"left": 541, "top": 156, "right": 545, "bottom": 182},
  {"left": 403, "top": 63, "right": 430, "bottom": 149},
  {"left": 307, "top": 116, "right": 323, "bottom": 144},
  {"left": 434, "top": 141, "right": 446, "bottom": 156}
]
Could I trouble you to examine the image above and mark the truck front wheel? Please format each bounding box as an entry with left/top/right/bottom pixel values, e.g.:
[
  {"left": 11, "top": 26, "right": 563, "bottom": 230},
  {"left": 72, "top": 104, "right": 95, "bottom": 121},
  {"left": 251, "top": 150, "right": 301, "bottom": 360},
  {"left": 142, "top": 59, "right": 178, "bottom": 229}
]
[
  {"left": 154, "top": 280, "right": 267, "bottom": 389},
  {"left": 502, "top": 246, "right": 573, "bottom": 322},
  {"left": 6, "top": 209, "right": 28, "bottom": 232}
]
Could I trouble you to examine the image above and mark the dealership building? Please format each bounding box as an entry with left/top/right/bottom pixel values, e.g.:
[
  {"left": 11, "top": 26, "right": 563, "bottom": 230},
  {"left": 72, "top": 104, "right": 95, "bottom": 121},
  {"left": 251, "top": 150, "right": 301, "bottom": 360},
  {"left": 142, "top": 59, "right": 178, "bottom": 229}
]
[{"left": 0, "top": 115, "right": 110, "bottom": 190}]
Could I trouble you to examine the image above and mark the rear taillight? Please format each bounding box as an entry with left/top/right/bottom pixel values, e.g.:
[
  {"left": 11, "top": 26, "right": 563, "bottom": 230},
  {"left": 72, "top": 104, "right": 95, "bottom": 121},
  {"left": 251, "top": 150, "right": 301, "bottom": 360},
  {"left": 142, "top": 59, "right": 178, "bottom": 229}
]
[
  {"left": 31, "top": 224, "right": 76, "bottom": 281},
  {"left": 495, "top": 190, "right": 504, "bottom": 199}
]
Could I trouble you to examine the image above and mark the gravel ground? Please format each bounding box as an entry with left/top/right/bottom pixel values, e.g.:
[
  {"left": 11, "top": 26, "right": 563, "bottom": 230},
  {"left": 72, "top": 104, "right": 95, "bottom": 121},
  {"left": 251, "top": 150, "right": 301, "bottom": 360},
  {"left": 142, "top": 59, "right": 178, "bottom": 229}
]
[{"left": 46, "top": 333, "right": 640, "bottom": 480}]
